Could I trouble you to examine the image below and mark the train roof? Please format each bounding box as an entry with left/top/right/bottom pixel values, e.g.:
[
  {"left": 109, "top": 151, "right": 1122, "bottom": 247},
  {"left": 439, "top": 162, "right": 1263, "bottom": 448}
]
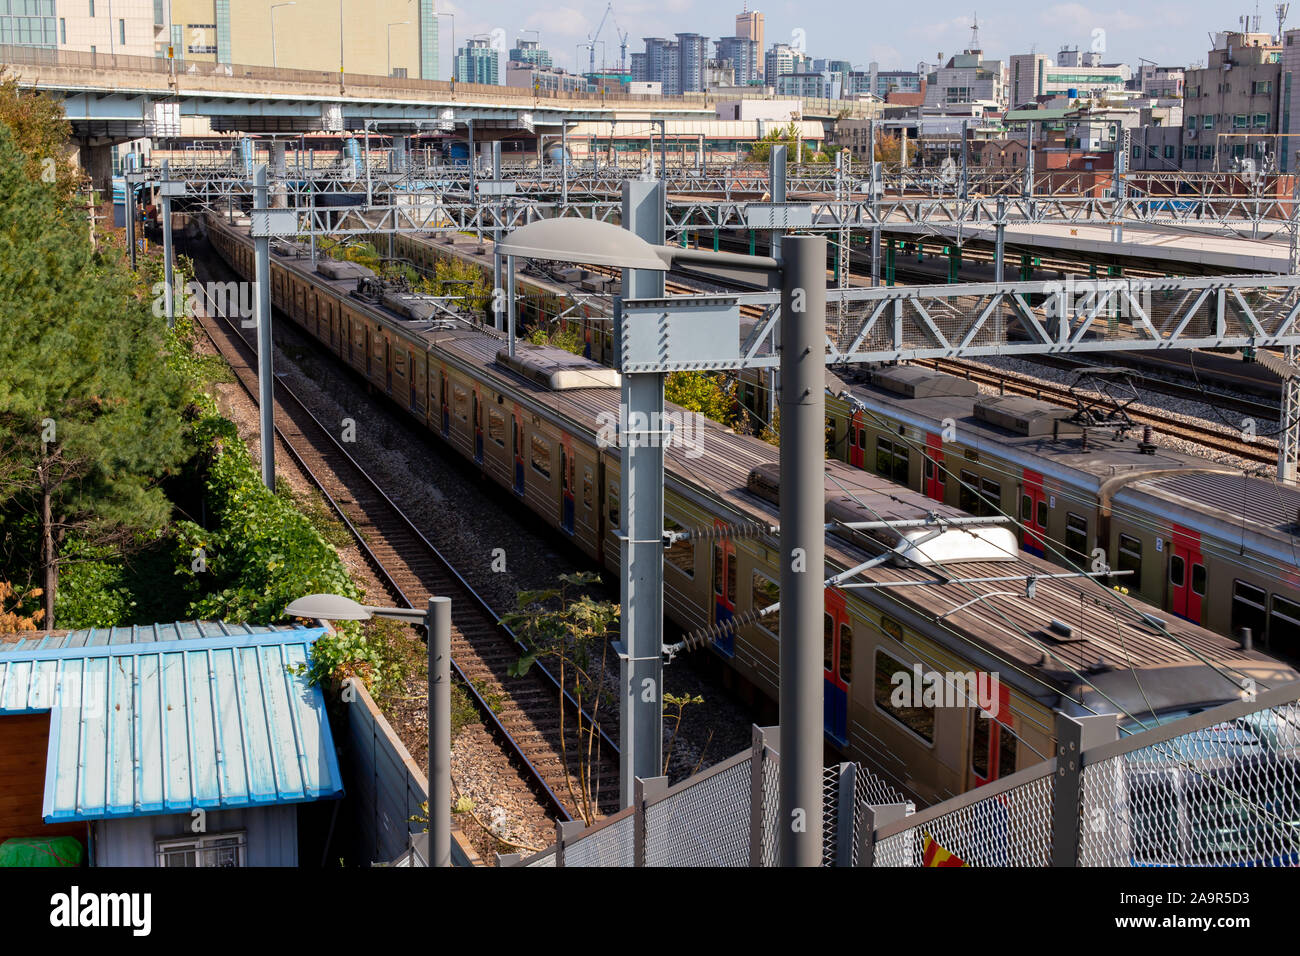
[
  {"left": 1121, "top": 471, "right": 1300, "bottom": 542},
  {"left": 209, "top": 214, "right": 1298, "bottom": 710}
]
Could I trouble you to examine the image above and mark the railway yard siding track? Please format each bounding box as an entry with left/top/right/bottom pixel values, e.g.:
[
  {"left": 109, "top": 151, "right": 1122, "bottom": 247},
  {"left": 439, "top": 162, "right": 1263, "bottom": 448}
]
[{"left": 187, "top": 252, "right": 622, "bottom": 824}]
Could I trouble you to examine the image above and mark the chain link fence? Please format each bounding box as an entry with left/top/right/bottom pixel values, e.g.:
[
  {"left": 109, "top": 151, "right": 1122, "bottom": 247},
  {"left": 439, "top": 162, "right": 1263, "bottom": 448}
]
[{"left": 508, "top": 682, "right": 1300, "bottom": 866}]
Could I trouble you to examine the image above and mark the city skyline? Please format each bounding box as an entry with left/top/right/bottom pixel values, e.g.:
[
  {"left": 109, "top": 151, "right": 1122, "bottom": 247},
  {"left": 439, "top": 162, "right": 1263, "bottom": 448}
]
[{"left": 441, "top": 0, "right": 1248, "bottom": 77}]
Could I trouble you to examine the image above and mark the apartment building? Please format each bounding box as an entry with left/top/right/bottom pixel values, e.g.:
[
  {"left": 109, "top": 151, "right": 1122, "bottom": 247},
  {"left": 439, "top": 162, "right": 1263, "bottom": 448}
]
[
  {"left": 166, "top": 0, "right": 435, "bottom": 79},
  {"left": 735, "top": 7, "right": 764, "bottom": 79},
  {"left": 1183, "top": 31, "right": 1281, "bottom": 171},
  {"left": 1009, "top": 50, "right": 1132, "bottom": 107},
  {"left": 925, "top": 49, "right": 1006, "bottom": 109}
]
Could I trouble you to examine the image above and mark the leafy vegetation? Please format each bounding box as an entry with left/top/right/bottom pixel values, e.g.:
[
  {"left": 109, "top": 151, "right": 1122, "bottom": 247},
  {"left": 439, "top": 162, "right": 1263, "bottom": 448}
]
[
  {"left": 747, "top": 121, "right": 831, "bottom": 164},
  {"left": 665, "top": 371, "right": 742, "bottom": 430},
  {"left": 503, "top": 571, "right": 618, "bottom": 825}
]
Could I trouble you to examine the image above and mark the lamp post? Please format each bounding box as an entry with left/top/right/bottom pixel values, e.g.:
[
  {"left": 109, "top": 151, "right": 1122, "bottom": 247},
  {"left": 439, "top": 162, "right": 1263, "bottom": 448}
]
[
  {"left": 498, "top": 209, "right": 827, "bottom": 866},
  {"left": 286, "top": 593, "right": 453, "bottom": 868},
  {"left": 270, "top": 2, "right": 296, "bottom": 69},
  {"left": 388, "top": 20, "right": 410, "bottom": 78}
]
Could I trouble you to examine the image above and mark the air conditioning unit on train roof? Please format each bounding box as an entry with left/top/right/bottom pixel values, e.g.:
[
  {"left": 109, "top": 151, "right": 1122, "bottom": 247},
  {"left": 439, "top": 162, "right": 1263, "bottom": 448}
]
[
  {"left": 974, "top": 395, "right": 1081, "bottom": 437},
  {"left": 494, "top": 344, "right": 621, "bottom": 391},
  {"left": 745, "top": 462, "right": 1017, "bottom": 565},
  {"left": 316, "top": 259, "right": 375, "bottom": 281},
  {"left": 870, "top": 364, "right": 980, "bottom": 399}
]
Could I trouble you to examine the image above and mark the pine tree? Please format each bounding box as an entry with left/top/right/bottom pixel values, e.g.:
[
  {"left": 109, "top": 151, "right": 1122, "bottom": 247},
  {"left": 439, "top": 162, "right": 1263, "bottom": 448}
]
[{"left": 0, "top": 123, "right": 189, "bottom": 626}]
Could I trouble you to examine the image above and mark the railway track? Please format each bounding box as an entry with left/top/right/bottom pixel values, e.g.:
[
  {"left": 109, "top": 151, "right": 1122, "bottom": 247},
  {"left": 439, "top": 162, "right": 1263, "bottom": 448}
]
[
  {"left": 186, "top": 246, "right": 622, "bottom": 824},
  {"left": 914, "top": 357, "right": 1278, "bottom": 467}
]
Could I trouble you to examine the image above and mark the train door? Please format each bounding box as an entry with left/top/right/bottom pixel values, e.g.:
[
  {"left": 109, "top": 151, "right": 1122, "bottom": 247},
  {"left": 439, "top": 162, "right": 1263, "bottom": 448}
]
[
  {"left": 1021, "top": 469, "right": 1048, "bottom": 557},
  {"left": 848, "top": 409, "right": 866, "bottom": 468},
  {"left": 472, "top": 391, "right": 484, "bottom": 465},
  {"left": 924, "top": 433, "right": 946, "bottom": 502},
  {"left": 1170, "top": 524, "right": 1206, "bottom": 624},
  {"left": 711, "top": 520, "right": 737, "bottom": 656},
  {"left": 439, "top": 370, "right": 450, "bottom": 438},
  {"left": 971, "top": 680, "right": 1015, "bottom": 788},
  {"left": 823, "top": 590, "right": 852, "bottom": 747},
  {"left": 511, "top": 406, "right": 525, "bottom": 496},
  {"left": 560, "top": 437, "right": 576, "bottom": 534},
  {"left": 384, "top": 340, "right": 393, "bottom": 395},
  {"left": 364, "top": 327, "right": 372, "bottom": 376}
]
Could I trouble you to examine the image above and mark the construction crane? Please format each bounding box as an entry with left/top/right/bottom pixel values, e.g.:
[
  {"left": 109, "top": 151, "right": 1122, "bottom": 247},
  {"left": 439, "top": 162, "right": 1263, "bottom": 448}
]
[
  {"left": 588, "top": 2, "right": 614, "bottom": 75},
  {"left": 611, "top": 7, "right": 630, "bottom": 73}
]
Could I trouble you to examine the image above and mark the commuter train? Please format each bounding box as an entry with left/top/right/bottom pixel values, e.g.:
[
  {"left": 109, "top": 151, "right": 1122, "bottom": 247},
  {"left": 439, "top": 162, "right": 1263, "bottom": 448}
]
[
  {"left": 799, "top": 364, "right": 1300, "bottom": 662},
  {"left": 206, "top": 214, "right": 1297, "bottom": 809}
]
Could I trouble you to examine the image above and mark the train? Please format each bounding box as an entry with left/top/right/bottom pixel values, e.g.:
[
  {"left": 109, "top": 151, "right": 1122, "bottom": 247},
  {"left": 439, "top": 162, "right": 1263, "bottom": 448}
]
[
  {"left": 797, "top": 365, "right": 1300, "bottom": 664},
  {"left": 204, "top": 213, "right": 1298, "bottom": 810},
  {"left": 394, "top": 224, "right": 1300, "bottom": 660}
]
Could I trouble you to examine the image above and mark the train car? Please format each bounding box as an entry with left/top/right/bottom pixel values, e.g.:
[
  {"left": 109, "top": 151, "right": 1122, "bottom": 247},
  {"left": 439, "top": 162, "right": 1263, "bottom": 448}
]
[
  {"left": 205, "top": 214, "right": 1298, "bottom": 808},
  {"left": 812, "top": 364, "right": 1300, "bottom": 657}
]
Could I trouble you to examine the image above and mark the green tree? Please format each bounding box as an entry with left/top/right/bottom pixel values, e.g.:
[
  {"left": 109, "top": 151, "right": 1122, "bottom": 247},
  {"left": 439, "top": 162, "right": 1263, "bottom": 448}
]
[
  {"left": 0, "top": 71, "right": 79, "bottom": 206},
  {"left": 665, "top": 371, "right": 740, "bottom": 429},
  {"left": 0, "top": 123, "right": 189, "bottom": 626}
]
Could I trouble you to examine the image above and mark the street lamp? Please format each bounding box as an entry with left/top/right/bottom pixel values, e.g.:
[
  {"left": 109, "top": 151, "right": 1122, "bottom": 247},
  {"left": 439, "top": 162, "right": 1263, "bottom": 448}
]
[
  {"left": 270, "top": 2, "right": 296, "bottom": 69},
  {"left": 497, "top": 180, "right": 827, "bottom": 867},
  {"left": 388, "top": 20, "right": 411, "bottom": 78},
  {"left": 286, "top": 592, "right": 453, "bottom": 868}
]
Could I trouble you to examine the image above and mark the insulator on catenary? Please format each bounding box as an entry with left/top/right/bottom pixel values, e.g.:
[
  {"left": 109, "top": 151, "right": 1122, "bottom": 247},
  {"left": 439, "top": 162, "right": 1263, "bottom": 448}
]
[
  {"left": 672, "top": 521, "right": 777, "bottom": 545},
  {"left": 678, "top": 606, "right": 774, "bottom": 653}
]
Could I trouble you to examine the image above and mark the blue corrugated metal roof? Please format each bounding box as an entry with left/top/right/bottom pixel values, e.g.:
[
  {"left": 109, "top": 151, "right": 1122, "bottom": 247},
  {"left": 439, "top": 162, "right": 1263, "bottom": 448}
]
[{"left": 0, "top": 622, "right": 344, "bottom": 822}]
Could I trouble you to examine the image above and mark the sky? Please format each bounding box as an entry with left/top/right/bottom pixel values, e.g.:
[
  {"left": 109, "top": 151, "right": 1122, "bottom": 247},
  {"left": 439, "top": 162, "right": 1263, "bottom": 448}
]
[{"left": 433, "top": 0, "right": 1269, "bottom": 75}]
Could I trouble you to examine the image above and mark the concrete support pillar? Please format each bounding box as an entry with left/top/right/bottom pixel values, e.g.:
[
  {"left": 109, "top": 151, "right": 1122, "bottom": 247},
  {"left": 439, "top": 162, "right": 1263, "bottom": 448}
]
[{"left": 77, "top": 142, "right": 115, "bottom": 196}]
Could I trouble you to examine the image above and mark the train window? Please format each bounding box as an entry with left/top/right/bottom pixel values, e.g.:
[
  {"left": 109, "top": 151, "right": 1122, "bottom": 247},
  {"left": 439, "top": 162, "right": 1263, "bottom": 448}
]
[
  {"left": 530, "top": 434, "right": 551, "bottom": 478},
  {"left": 1191, "top": 563, "right": 1206, "bottom": 597},
  {"left": 453, "top": 385, "right": 469, "bottom": 422},
  {"left": 880, "top": 615, "right": 903, "bottom": 643},
  {"left": 839, "top": 623, "right": 852, "bottom": 683},
  {"left": 608, "top": 482, "right": 620, "bottom": 528},
  {"left": 1036, "top": 499, "right": 1047, "bottom": 528},
  {"left": 664, "top": 517, "right": 695, "bottom": 578},
  {"left": 824, "top": 615, "right": 834, "bottom": 670},
  {"left": 582, "top": 467, "right": 593, "bottom": 508},
  {"left": 874, "top": 650, "right": 935, "bottom": 744},
  {"left": 1118, "top": 534, "right": 1142, "bottom": 581},
  {"left": 752, "top": 573, "right": 779, "bottom": 636},
  {"left": 959, "top": 470, "right": 980, "bottom": 514},
  {"left": 1232, "top": 581, "right": 1267, "bottom": 644},
  {"left": 1270, "top": 596, "right": 1300, "bottom": 657},
  {"left": 1169, "top": 554, "right": 1185, "bottom": 587},
  {"left": 857, "top": 428, "right": 866, "bottom": 449},
  {"left": 1020, "top": 494, "right": 1031, "bottom": 521},
  {"left": 1066, "top": 513, "right": 1088, "bottom": 557},
  {"left": 981, "top": 478, "right": 1001, "bottom": 516},
  {"left": 488, "top": 408, "right": 506, "bottom": 446},
  {"left": 972, "top": 712, "right": 990, "bottom": 778},
  {"left": 999, "top": 723, "right": 1017, "bottom": 776},
  {"left": 875, "top": 437, "right": 909, "bottom": 484}
]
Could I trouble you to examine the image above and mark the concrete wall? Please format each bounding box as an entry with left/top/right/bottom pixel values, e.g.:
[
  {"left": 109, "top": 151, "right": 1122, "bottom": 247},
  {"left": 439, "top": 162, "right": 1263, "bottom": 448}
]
[{"left": 93, "top": 805, "right": 299, "bottom": 866}]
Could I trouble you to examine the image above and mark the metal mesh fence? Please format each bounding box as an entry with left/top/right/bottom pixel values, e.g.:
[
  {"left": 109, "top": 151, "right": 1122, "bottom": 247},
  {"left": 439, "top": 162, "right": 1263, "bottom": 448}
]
[
  {"left": 645, "top": 756, "right": 754, "bottom": 866},
  {"left": 874, "top": 772, "right": 1055, "bottom": 867},
  {"left": 564, "top": 812, "right": 636, "bottom": 867},
  {"left": 760, "top": 747, "right": 781, "bottom": 867},
  {"left": 1078, "top": 700, "right": 1300, "bottom": 867}
]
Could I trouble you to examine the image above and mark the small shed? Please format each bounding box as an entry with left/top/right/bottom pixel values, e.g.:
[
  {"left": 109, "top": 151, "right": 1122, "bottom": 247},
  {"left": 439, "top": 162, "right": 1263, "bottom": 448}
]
[{"left": 0, "top": 622, "right": 344, "bottom": 867}]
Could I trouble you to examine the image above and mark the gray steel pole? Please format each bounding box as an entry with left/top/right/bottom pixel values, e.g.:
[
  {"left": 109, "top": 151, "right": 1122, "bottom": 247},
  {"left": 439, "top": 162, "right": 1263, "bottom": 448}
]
[
  {"left": 161, "top": 160, "right": 175, "bottom": 328},
  {"left": 125, "top": 174, "right": 137, "bottom": 271},
  {"left": 768, "top": 145, "right": 786, "bottom": 427},
  {"left": 492, "top": 142, "right": 503, "bottom": 328},
  {"left": 468, "top": 119, "right": 475, "bottom": 198},
  {"left": 960, "top": 119, "right": 969, "bottom": 200},
  {"left": 561, "top": 121, "right": 569, "bottom": 206},
  {"left": 253, "top": 164, "right": 276, "bottom": 491},
  {"left": 506, "top": 254, "right": 517, "bottom": 356},
  {"left": 779, "top": 235, "right": 826, "bottom": 867},
  {"left": 995, "top": 195, "right": 1006, "bottom": 284},
  {"left": 428, "top": 595, "right": 452, "bottom": 867},
  {"left": 1025, "top": 121, "right": 1035, "bottom": 198},
  {"left": 617, "top": 179, "right": 666, "bottom": 807}
]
